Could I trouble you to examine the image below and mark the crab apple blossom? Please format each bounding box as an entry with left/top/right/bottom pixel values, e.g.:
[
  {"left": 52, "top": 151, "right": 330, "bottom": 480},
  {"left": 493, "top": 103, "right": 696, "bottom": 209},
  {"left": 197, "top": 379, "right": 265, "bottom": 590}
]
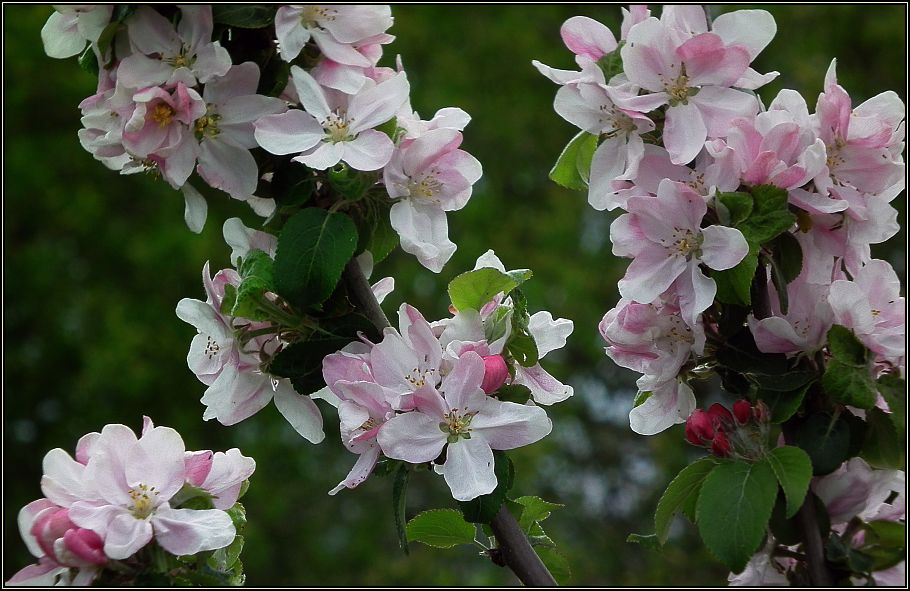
[
  {"left": 828, "top": 259, "right": 905, "bottom": 364},
  {"left": 629, "top": 378, "right": 696, "bottom": 436},
  {"left": 378, "top": 352, "right": 552, "bottom": 501},
  {"left": 118, "top": 6, "right": 231, "bottom": 89},
  {"left": 383, "top": 127, "right": 483, "bottom": 272},
  {"left": 41, "top": 5, "right": 113, "bottom": 59},
  {"left": 617, "top": 15, "right": 768, "bottom": 164},
  {"left": 748, "top": 272, "right": 834, "bottom": 355},
  {"left": 254, "top": 66, "right": 409, "bottom": 171},
  {"left": 274, "top": 5, "right": 393, "bottom": 64},
  {"left": 612, "top": 179, "right": 749, "bottom": 328}
]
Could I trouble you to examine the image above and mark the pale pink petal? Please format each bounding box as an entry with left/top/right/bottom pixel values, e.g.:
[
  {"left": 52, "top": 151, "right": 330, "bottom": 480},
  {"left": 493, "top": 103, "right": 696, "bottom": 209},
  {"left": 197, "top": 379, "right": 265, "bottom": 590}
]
[
  {"left": 664, "top": 102, "right": 708, "bottom": 165},
  {"left": 322, "top": 5, "right": 392, "bottom": 43},
  {"left": 176, "top": 6, "right": 213, "bottom": 52},
  {"left": 677, "top": 34, "right": 750, "bottom": 87},
  {"left": 41, "top": 449, "right": 92, "bottom": 507},
  {"left": 348, "top": 72, "right": 410, "bottom": 133},
  {"left": 329, "top": 443, "right": 381, "bottom": 495},
  {"left": 125, "top": 426, "right": 186, "bottom": 501},
  {"left": 6, "top": 560, "right": 69, "bottom": 586},
  {"left": 618, "top": 248, "right": 688, "bottom": 304},
  {"left": 18, "top": 499, "right": 58, "bottom": 558},
  {"left": 828, "top": 280, "right": 876, "bottom": 334},
  {"left": 254, "top": 110, "right": 324, "bottom": 155},
  {"left": 440, "top": 351, "right": 486, "bottom": 411},
  {"left": 377, "top": 412, "right": 447, "bottom": 464},
  {"left": 294, "top": 141, "right": 344, "bottom": 170},
  {"left": 691, "top": 86, "right": 759, "bottom": 137},
  {"left": 660, "top": 6, "right": 708, "bottom": 37},
  {"left": 700, "top": 225, "right": 749, "bottom": 270},
  {"left": 183, "top": 451, "right": 213, "bottom": 488},
  {"left": 675, "top": 262, "right": 717, "bottom": 329},
  {"left": 41, "top": 11, "right": 85, "bottom": 58},
  {"left": 621, "top": 18, "right": 681, "bottom": 92},
  {"left": 527, "top": 312, "right": 573, "bottom": 359},
  {"left": 711, "top": 10, "right": 777, "bottom": 59},
  {"left": 438, "top": 436, "right": 497, "bottom": 501},
  {"left": 181, "top": 184, "right": 207, "bottom": 234},
  {"left": 629, "top": 380, "right": 695, "bottom": 435},
  {"left": 273, "top": 379, "right": 325, "bottom": 443},
  {"left": 275, "top": 6, "right": 311, "bottom": 62},
  {"left": 152, "top": 507, "right": 235, "bottom": 555},
  {"left": 191, "top": 42, "right": 232, "bottom": 84},
  {"left": 749, "top": 316, "right": 804, "bottom": 354},
  {"left": 389, "top": 201, "right": 456, "bottom": 273},
  {"left": 200, "top": 366, "right": 275, "bottom": 426},
  {"left": 343, "top": 130, "right": 394, "bottom": 171},
  {"left": 203, "top": 62, "right": 260, "bottom": 104},
  {"left": 511, "top": 364, "right": 574, "bottom": 406},
  {"left": 128, "top": 7, "right": 180, "bottom": 56},
  {"left": 288, "top": 65, "right": 332, "bottom": 121},
  {"left": 310, "top": 28, "right": 372, "bottom": 67},
  {"left": 197, "top": 139, "right": 259, "bottom": 199},
  {"left": 74, "top": 433, "right": 100, "bottom": 465},
  {"left": 560, "top": 16, "right": 617, "bottom": 60},
  {"left": 471, "top": 398, "right": 553, "bottom": 447},
  {"left": 103, "top": 512, "right": 153, "bottom": 560}
]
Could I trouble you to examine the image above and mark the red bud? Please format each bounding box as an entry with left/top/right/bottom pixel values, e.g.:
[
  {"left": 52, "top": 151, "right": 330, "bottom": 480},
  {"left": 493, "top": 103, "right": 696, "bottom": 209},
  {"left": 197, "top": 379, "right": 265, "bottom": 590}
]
[
  {"left": 707, "top": 403, "right": 734, "bottom": 429},
  {"left": 711, "top": 430, "right": 732, "bottom": 457},
  {"left": 733, "top": 399, "right": 752, "bottom": 425},
  {"left": 685, "top": 409, "right": 715, "bottom": 445}
]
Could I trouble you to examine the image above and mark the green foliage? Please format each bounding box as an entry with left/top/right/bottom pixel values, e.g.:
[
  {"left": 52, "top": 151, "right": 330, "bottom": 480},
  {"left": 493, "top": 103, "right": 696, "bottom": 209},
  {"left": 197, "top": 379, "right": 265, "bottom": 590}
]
[
  {"left": 231, "top": 250, "right": 275, "bottom": 320},
  {"left": 351, "top": 199, "right": 399, "bottom": 264},
  {"left": 792, "top": 413, "right": 854, "bottom": 475},
  {"left": 458, "top": 451, "right": 514, "bottom": 524},
  {"left": 270, "top": 162, "right": 315, "bottom": 208},
  {"left": 536, "top": 547, "right": 572, "bottom": 584},
  {"left": 327, "top": 163, "right": 374, "bottom": 201},
  {"left": 822, "top": 325, "right": 876, "bottom": 409},
  {"left": 696, "top": 460, "right": 778, "bottom": 573},
  {"left": 447, "top": 267, "right": 532, "bottom": 312},
  {"left": 716, "top": 192, "right": 754, "bottom": 227},
  {"left": 760, "top": 383, "right": 809, "bottom": 424},
  {"left": 513, "top": 495, "right": 563, "bottom": 532},
  {"left": 406, "top": 509, "right": 476, "bottom": 549},
  {"left": 212, "top": 5, "right": 277, "bottom": 28},
  {"left": 77, "top": 45, "right": 98, "bottom": 75},
  {"left": 505, "top": 288, "right": 539, "bottom": 367},
  {"left": 877, "top": 374, "right": 906, "bottom": 438},
  {"left": 715, "top": 332, "right": 817, "bottom": 394},
  {"left": 712, "top": 252, "right": 759, "bottom": 307},
  {"left": 655, "top": 457, "right": 716, "bottom": 544},
  {"left": 273, "top": 208, "right": 358, "bottom": 309},
  {"left": 765, "top": 446, "right": 812, "bottom": 518},
  {"left": 548, "top": 131, "right": 598, "bottom": 191},
  {"left": 861, "top": 408, "right": 905, "bottom": 469},
  {"left": 596, "top": 43, "right": 625, "bottom": 80}
]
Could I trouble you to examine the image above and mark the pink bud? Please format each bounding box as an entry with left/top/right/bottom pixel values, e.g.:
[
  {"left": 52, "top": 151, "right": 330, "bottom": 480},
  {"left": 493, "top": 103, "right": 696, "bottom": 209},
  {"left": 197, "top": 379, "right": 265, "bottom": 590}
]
[
  {"left": 31, "top": 508, "right": 74, "bottom": 559},
  {"left": 733, "top": 400, "right": 752, "bottom": 425},
  {"left": 480, "top": 355, "right": 509, "bottom": 394},
  {"left": 685, "top": 409, "right": 714, "bottom": 445},
  {"left": 184, "top": 450, "right": 214, "bottom": 487},
  {"left": 707, "top": 403, "right": 734, "bottom": 429},
  {"left": 63, "top": 528, "right": 107, "bottom": 566},
  {"left": 711, "top": 430, "right": 732, "bottom": 457}
]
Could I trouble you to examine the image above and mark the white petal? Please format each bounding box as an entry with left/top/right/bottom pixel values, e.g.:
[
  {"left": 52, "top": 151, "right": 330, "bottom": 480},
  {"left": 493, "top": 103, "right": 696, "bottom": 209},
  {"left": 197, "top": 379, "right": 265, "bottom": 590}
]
[{"left": 273, "top": 380, "right": 325, "bottom": 443}]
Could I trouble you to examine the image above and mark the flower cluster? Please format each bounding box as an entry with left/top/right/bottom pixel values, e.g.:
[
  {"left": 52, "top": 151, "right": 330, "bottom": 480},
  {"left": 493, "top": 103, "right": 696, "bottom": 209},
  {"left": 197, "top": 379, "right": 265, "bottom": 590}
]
[
  {"left": 45, "top": 5, "right": 482, "bottom": 272},
  {"left": 537, "top": 5, "right": 906, "bottom": 434},
  {"left": 8, "top": 418, "right": 253, "bottom": 586},
  {"left": 684, "top": 400, "right": 768, "bottom": 458},
  {"left": 320, "top": 251, "right": 573, "bottom": 501}
]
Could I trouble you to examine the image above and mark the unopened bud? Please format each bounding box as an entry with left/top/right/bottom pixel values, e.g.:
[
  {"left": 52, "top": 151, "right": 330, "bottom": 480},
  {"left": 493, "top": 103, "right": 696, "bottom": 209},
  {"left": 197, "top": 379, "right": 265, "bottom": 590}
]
[
  {"left": 480, "top": 355, "right": 509, "bottom": 394},
  {"left": 733, "top": 399, "right": 752, "bottom": 425},
  {"left": 707, "top": 403, "right": 734, "bottom": 428},
  {"left": 753, "top": 400, "right": 770, "bottom": 423},
  {"left": 711, "top": 430, "right": 732, "bottom": 457},
  {"left": 685, "top": 409, "right": 715, "bottom": 445},
  {"left": 62, "top": 528, "right": 106, "bottom": 566}
]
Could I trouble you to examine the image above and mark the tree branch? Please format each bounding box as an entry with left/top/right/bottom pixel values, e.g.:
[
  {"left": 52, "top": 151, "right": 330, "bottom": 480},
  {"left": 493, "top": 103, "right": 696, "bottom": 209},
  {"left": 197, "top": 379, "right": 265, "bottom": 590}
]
[
  {"left": 796, "top": 496, "right": 833, "bottom": 586},
  {"left": 341, "top": 259, "right": 558, "bottom": 586}
]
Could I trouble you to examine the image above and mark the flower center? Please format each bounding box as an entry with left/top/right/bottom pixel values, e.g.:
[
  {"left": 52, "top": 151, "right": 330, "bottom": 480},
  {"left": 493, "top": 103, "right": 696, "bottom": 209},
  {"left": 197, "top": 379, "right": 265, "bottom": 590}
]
[
  {"left": 668, "top": 227, "right": 702, "bottom": 258},
  {"left": 128, "top": 484, "right": 159, "bottom": 519},
  {"left": 407, "top": 172, "right": 444, "bottom": 201},
  {"left": 665, "top": 74, "right": 698, "bottom": 107},
  {"left": 151, "top": 104, "right": 176, "bottom": 128},
  {"left": 324, "top": 112, "right": 353, "bottom": 143},
  {"left": 301, "top": 5, "right": 334, "bottom": 28},
  {"left": 360, "top": 417, "right": 379, "bottom": 431},
  {"left": 404, "top": 366, "right": 437, "bottom": 389},
  {"left": 439, "top": 410, "right": 477, "bottom": 443},
  {"left": 194, "top": 106, "right": 221, "bottom": 140},
  {"left": 167, "top": 46, "right": 194, "bottom": 69},
  {"left": 204, "top": 335, "right": 221, "bottom": 359}
]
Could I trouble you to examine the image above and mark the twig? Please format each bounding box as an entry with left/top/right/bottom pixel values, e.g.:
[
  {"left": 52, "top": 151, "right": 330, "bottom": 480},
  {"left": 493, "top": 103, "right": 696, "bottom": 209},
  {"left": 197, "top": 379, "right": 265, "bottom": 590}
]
[
  {"left": 341, "top": 260, "right": 558, "bottom": 586},
  {"left": 796, "top": 498, "right": 833, "bottom": 586}
]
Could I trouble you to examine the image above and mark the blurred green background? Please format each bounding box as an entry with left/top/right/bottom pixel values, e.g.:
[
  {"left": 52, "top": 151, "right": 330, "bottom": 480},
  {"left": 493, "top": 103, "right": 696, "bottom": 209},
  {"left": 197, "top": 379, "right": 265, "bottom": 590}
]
[{"left": 4, "top": 5, "right": 905, "bottom": 585}]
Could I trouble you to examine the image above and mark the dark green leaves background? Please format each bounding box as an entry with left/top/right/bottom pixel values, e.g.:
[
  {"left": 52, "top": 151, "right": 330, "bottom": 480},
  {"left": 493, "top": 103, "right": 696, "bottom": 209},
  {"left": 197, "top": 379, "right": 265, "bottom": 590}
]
[{"left": 4, "top": 5, "right": 905, "bottom": 585}]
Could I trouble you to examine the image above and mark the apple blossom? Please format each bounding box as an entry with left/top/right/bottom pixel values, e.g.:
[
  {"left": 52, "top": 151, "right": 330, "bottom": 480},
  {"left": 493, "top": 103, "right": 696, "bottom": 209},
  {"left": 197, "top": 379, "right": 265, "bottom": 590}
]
[
  {"left": 274, "top": 5, "right": 393, "bottom": 64},
  {"left": 41, "top": 5, "right": 113, "bottom": 59},
  {"left": 749, "top": 272, "right": 834, "bottom": 355}
]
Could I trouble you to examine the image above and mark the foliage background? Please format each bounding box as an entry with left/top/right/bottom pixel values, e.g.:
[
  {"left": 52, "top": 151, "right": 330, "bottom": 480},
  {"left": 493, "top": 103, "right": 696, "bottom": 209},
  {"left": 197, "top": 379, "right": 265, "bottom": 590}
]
[{"left": 4, "top": 4, "right": 905, "bottom": 585}]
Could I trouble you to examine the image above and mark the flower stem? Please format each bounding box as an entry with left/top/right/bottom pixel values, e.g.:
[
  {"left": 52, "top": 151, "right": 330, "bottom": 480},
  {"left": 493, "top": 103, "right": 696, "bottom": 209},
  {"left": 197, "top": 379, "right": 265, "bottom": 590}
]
[{"left": 341, "top": 260, "right": 557, "bottom": 586}]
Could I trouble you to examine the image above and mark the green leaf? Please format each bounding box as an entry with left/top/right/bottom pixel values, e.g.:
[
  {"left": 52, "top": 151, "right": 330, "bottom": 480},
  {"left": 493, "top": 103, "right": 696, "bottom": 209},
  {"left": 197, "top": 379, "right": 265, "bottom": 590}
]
[
  {"left": 232, "top": 250, "right": 274, "bottom": 320},
  {"left": 273, "top": 208, "right": 358, "bottom": 309},
  {"left": 714, "top": 331, "right": 788, "bottom": 377},
  {"left": 548, "top": 131, "right": 598, "bottom": 191},
  {"left": 826, "top": 324, "right": 868, "bottom": 365},
  {"left": 171, "top": 484, "right": 215, "bottom": 510},
  {"left": 405, "top": 509, "right": 476, "bottom": 549},
  {"left": 212, "top": 5, "right": 276, "bottom": 28},
  {"left": 626, "top": 533, "right": 662, "bottom": 551},
  {"left": 759, "top": 383, "right": 809, "bottom": 424},
  {"left": 770, "top": 232, "right": 803, "bottom": 284},
  {"left": 459, "top": 451, "right": 514, "bottom": 524},
  {"left": 271, "top": 162, "right": 314, "bottom": 207},
  {"left": 327, "top": 162, "right": 373, "bottom": 200},
  {"left": 768, "top": 494, "right": 801, "bottom": 546},
  {"left": 448, "top": 267, "right": 531, "bottom": 312},
  {"left": 505, "top": 288, "right": 539, "bottom": 367},
  {"left": 77, "top": 45, "right": 98, "bottom": 75},
  {"left": 861, "top": 407, "right": 905, "bottom": 469},
  {"left": 792, "top": 413, "right": 853, "bottom": 475},
  {"left": 716, "top": 191, "right": 754, "bottom": 226},
  {"left": 596, "top": 42, "right": 624, "bottom": 80},
  {"left": 392, "top": 463, "right": 410, "bottom": 554},
  {"left": 513, "top": 496, "right": 563, "bottom": 533},
  {"left": 877, "top": 374, "right": 906, "bottom": 438},
  {"left": 823, "top": 359, "right": 877, "bottom": 409},
  {"left": 351, "top": 200, "right": 398, "bottom": 264},
  {"left": 535, "top": 547, "right": 572, "bottom": 584},
  {"left": 713, "top": 251, "right": 759, "bottom": 306},
  {"left": 208, "top": 535, "right": 244, "bottom": 571},
  {"left": 751, "top": 369, "right": 816, "bottom": 392},
  {"left": 495, "top": 384, "right": 532, "bottom": 404},
  {"left": 765, "top": 446, "right": 812, "bottom": 519},
  {"left": 655, "top": 457, "right": 716, "bottom": 544},
  {"left": 227, "top": 503, "right": 247, "bottom": 531},
  {"left": 696, "top": 460, "right": 778, "bottom": 573},
  {"left": 741, "top": 184, "right": 796, "bottom": 245}
]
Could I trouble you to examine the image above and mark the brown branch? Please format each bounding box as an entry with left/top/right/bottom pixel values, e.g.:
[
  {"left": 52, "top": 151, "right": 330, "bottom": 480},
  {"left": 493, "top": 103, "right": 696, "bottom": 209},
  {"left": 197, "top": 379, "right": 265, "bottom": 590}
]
[
  {"left": 341, "top": 259, "right": 557, "bottom": 586},
  {"left": 796, "top": 497, "right": 833, "bottom": 586}
]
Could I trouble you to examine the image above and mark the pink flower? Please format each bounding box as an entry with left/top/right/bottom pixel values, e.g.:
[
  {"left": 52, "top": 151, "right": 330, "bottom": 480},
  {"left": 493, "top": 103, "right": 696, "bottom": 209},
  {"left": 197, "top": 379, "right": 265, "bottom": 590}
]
[
  {"left": 118, "top": 6, "right": 231, "bottom": 88},
  {"left": 618, "top": 17, "right": 763, "bottom": 164},
  {"left": 254, "top": 67, "right": 409, "bottom": 171},
  {"left": 378, "top": 352, "right": 552, "bottom": 501},
  {"left": 749, "top": 271, "right": 834, "bottom": 355},
  {"left": 68, "top": 423, "right": 235, "bottom": 560},
  {"left": 383, "top": 128, "right": 482, "bottom": 272},
  {"left": 274, "top": 5, "right": 393, "bottom": 64},
  {"left": 629, "top": 379, "right": 696, "bottom": 436},
  {"left": 828, "top": 259, "right": 905, "bottom": 363},
  {"left": 813, "top": 458, "right": 904, "bottom": 524},
  {"left": 612, "top": 179, "right": 749, "bottom": 327},
  {"left": 41, "top": 5, "right": 112, "bottom": 59}
]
